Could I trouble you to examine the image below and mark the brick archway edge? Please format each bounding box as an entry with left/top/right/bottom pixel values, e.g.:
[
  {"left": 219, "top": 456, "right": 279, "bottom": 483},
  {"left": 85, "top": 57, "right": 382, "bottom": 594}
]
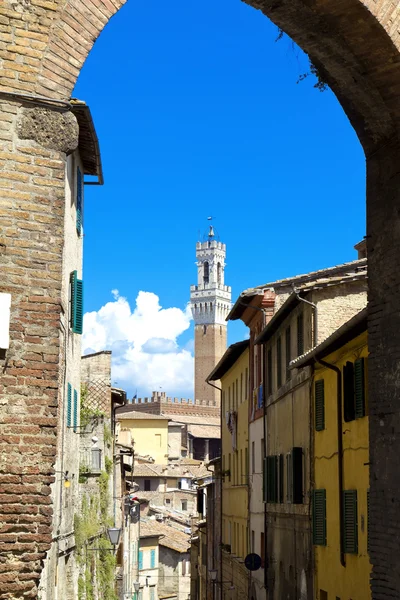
[{"left": 1, "top": 0, "right": 400, "bottom": 598}]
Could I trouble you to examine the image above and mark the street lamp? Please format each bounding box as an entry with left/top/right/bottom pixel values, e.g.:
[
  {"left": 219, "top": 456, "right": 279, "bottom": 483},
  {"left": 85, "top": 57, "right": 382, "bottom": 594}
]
[
  {"left": 209, "top": 569, "right": 218, "bottom": 581},
  {"left": 107, "top": 527, "right": 122, "bottom": 546},
  {"left": 133, "top": 582, "right": 140, "bottom": 592}
]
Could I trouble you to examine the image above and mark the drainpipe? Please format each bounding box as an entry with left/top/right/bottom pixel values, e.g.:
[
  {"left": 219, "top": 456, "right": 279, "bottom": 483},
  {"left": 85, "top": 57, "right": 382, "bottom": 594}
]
[
  {"left": 293, "top": 289, "right": 318, "bottom": 347},
  {"left": 316, "top": 358, "right": 345, "bottom": 568}
]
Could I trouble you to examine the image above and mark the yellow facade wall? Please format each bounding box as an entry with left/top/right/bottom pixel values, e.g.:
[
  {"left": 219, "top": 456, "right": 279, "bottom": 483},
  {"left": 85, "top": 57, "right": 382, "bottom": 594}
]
[
  {"left": 314, "top": 331, "right": 370, "bottom": 600},
  {"left": 221, "top": 348, "right": 249, "bottom": 561},
  {"left": 121, "top": 418, "right": 169, "bottom": 464}
]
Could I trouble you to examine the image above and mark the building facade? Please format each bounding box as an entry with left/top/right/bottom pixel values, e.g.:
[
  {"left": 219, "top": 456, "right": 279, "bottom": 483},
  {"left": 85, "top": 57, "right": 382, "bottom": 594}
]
[
  {"left": 190, "top": 226, "right": 231, "bottom": 405},
  {"left": 292, "top": 309, "right": 370, "bottom": 600},
  {"left": 227, "top": 252, "right": 368, "bottom": 600},
  {"left": 208, "top": 341, "right": 250, "bottom": 600}
]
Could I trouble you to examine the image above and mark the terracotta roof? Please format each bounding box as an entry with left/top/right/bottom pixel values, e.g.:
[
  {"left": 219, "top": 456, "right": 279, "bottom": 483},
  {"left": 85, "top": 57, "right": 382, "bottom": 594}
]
[
  {"left": 116, "top": 410, "right": 169, "bottom": 421},
  {"left": 165, "top": 415, "right": 220, "bottom": 426},
  {"left": 70, "top": 99, "right": 103, "bottom": 184},
  {"left": 187, "top": 424, "right": 220, "bottom": 439},
  {"left": 140, "top": 520, "right": 191, "bottom": 553},
  {"left": 228, "top": 258, "right": 367, "bottom": 321}
]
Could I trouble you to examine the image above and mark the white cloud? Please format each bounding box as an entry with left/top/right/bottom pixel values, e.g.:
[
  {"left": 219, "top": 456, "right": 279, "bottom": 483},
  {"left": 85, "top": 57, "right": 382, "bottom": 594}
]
[{"left": 82, "top": 291, "right": 194, "bottom": 399}]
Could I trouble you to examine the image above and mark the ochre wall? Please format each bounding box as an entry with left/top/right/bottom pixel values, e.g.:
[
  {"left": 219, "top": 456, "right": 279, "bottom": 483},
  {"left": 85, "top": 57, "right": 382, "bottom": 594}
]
[{"left": 313, "top": 332, "right": 370, "bottom": 600}]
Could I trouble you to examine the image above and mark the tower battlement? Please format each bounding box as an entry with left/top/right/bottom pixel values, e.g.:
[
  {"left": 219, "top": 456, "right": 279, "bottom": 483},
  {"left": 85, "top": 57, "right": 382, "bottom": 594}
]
[{"left": 122, "top": 391, "right": 220, "bottom": 418}]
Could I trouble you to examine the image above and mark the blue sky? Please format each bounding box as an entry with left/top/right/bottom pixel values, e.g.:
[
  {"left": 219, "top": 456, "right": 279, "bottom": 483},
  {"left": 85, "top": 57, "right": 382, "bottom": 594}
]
[{"left": 75, "top": 0, "right": 365, "bottom": 397}]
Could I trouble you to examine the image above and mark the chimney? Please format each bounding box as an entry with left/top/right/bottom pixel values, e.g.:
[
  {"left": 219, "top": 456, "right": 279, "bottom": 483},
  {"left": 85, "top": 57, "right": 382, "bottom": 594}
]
[{"left": 354, "top": 239, "right": 367, "bottom": 259}]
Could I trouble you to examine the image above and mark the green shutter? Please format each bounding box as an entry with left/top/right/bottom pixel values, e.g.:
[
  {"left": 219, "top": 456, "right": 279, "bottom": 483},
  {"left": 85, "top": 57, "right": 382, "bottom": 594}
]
[
  {"left": 67, "top": 383, "right": 72, "bottom": 428},
  {"left": 343, "top": 490, "right": 358, "bottom": 554},
  {"left": 278, "top": 454, "right": 284, "bottom": 503},
  {"left": 263, "top": 457, "right": 267, "bottom": 502},
  {"left": 312, "top": 489, "right": 326, "bottom": 545},
  {"left": 266, "top": 456, "right": 277, "bottom": 503},
  {"left": 367, "top": 489, "right": 370, "bottom": 555},
  {"left": 73, "top": 389, "right": 78, "bottom": 432},
  {"left": 343, "top": 361, "right": 355, "bottom": 422},
  {"left": 354, "top": 358, "right": 365, "bottom": 419},
  {"left": 297, "top": 313, "right": 304, "bottom": 356},
  {"left": 76, "top": 167, "right": 82, "bottom": 236},
  {"left": 315, "top": 379, "right": 325, "bottom": 431},
  {"left": 276, "top": 337, "right": 282, "bottom": 389},
  {"left": 71, "top": 271, "right": 83, "bottom": 334},
  {"left": 285, "top": 326, "right": 291, "bottom": 381}
]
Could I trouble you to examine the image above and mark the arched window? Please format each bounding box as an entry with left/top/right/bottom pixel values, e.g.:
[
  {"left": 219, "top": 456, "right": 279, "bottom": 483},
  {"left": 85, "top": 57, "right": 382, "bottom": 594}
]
[
  {"left": 204, "top": 303, "right": 207, "bottom": 312},
  {"left": 217, "top": 262, "right": 221, "bottom": 284},
  {"left": 203, "top": 261, "right": 209, "bottom": 284},
  {"left": 203, "top": 325, "right": 207, "bottom": 335}
]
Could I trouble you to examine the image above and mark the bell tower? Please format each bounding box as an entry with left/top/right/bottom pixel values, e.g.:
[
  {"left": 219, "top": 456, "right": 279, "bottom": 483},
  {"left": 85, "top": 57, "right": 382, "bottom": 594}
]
[{"left": 190, "top": 226, "right": 231, "bottom": 406}]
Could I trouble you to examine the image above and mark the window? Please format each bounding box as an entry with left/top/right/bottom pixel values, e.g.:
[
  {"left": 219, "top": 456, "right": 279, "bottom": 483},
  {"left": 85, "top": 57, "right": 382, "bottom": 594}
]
[
  {"left": 320, "top": 592, "right": 328, "bottom": 600},
  {"left": 181, "top": 500, "right": 187, "bottom": 511},
  {"left": 67, "top": 383, "right": 72, "bottom": 427},
  {"left": 236, "top": 378, "right": 239, "bottom": 406},
  {"left": 70, "top": 271, "right": 83, "bottom": 334},
  {"left": 267, "top": 348, "right": 272, "bottom": 396},
  {"left": 203, "top": 261, "right": 209, "bottom": 284},
  {"left": 144, "top": 480, "right": 151, "bottom": 491},
  {"left": 285, "top": 447, "right": 303, "bottom": 504},
  {"left": 91, "top": 448, "right": 101, "bottom": 470},
  {"left": 245, "top": 367, "right": 248, "bottom": 399},
  {"left": 252, "top": 442, "right": 255, "bottom": 474},
  {"left": 297, "top": 312, "right": 304, "bottom": 356},
  {"left": 150, "top": 549, "right": 156, "bottom": 568},
  {"left": 245, "top": 447, "right": 248, "bottom": 479},
  {"left": 165, "top": 498, "right": 171, "bottom": 505},
  {"left": 264, "top": 455, "right": 278, "bottom": 503},
  {"left": 354, "top": 358, "right": 366, "bottom": 418},
  {"left": 228, "top": 454, "right": 231, "bottom": 482},
  {"left": 138, "top": 550, "right": 143, "bottom": 570},
  {"left": 240, "top": 372, "right": 243, "bottom": 403},
  {"left": 203, "top": 324, "right": 207, "bottom": 335},
  {"left": 343, "top": 361, "right": 355, "bottom": 422},
  {"left": 278, "top": 454, "right": 284, "bottom": 503},
  {"left": 315, "top": 380, "right": 325, "bottom": 431},
  {"left": 150, "top": 588, "right": 155, "bottom": 600},
  {"left": 217, "top": 262, "right": 221, "bottom": 284},
  {"left": 285, "top": 326, "right": 291, "bottom": 381},
  {"left": 312, "top": 490, "right": 327, "bottom": 545},
  {"left": 197, "top": 489, "right": 204, "bottom": 515},
  {"left": 73, "top": 389, "right": 78, "bottom": 432},
  {"left": 260, "top": 532, "right": 265, "bottom": 568},
  {"left": 276, "top": 337, "right": 282, "bottom": 389},
  {"left": 343, "top": 490, "right": 358, "bottom": 553},
  {"left": 76, "top": 166, "right": 82, "bottom": 236}
]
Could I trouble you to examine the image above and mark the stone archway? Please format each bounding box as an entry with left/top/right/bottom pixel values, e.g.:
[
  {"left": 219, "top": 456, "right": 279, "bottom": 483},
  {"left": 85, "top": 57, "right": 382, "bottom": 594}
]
[{"left": 1, "top": 1, "right": 400, "bottom": 598}]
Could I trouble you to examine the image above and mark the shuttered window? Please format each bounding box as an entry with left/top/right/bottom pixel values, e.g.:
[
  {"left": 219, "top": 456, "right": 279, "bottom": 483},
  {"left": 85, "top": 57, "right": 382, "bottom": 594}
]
[
  {"left": 367, "top": 489, "right": 370, "bottom": 554},
  {"left": 267, "top": 348, "right": 272, "bottom": 396},
  {"left": 297, "top": 312, "right": 304, "bottom": 356},
  {"left": 343, "top": 361, "right": 355, "bottom": 422},
  {"left": 150, "top": 549, "right": 156, "bottom": 568},
  {"left": 278, "top": 454, "right": 284, "bottom": 503},
  {"left": 67, "top": 383, "right": 72, "bottom": 428},
  {"left": 197, "top": 489, "right": 204, "bottom": 515},
  {"left": 354, "top": 358, "right": 366, "bottom": 418},
  {"left": 70, "top": 271, "right": 83, "bottom": 334},
  {"left": 138, "top": 550, "right": 143, "bottom": 570},
  {"left": 312, "top": 489, "right": 326, "bottom": 545},
  {"left": 76, "top": 167, "right": 83, "bottom": 236},
  {"left": 276, "top": 337, "right": 282, "bottom": 389},
  {"left": 343, "top": 490, "right": 358, "bottom": 554},
  {"left": 285, "top": 326, "right": 291, "bottom": 381},
  {"left": 264, "top": 456, "right": 278, "bottom": 503},
  {"left": 73, "top": 389, "right": 78, "bottom": 432},
  {"left": 315, "top": 379, "right": 325, "bottom": 431},
  {"left": 292, "top": 447, "right": 303, "bottom": 504}
]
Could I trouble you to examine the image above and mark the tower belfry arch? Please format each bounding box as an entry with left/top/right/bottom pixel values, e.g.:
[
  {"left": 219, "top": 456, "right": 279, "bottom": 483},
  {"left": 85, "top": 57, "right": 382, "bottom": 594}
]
[{"left": 190, "top": 226, "right": 231, "bottom": 405}]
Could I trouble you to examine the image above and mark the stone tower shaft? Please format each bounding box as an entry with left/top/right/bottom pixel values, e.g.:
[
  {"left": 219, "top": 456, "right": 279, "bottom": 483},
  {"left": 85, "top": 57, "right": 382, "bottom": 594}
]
[{"left": 190, "top": 232, "right": 231, "bottom": 405}]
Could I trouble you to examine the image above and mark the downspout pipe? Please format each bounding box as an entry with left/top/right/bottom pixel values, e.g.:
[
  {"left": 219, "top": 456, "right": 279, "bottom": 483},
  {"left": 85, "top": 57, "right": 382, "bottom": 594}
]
[
  {"left": 316, "top": 358, "right": 345, "bottom": 568},
  {"left": 293, "top": 289, "right": 318, "bottom": 347}
]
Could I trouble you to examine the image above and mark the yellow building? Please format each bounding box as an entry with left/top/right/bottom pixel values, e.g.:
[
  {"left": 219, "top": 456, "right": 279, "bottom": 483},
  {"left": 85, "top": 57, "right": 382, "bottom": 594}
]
[
  {"left": 207, "top": 340, "right": 250, "bottom": 599},
  {"left": 292, "top": 308, "right": 370, "bottom": 600},
  {"left": 116, "top": 411, "right": 169, "bottom": 464}
]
